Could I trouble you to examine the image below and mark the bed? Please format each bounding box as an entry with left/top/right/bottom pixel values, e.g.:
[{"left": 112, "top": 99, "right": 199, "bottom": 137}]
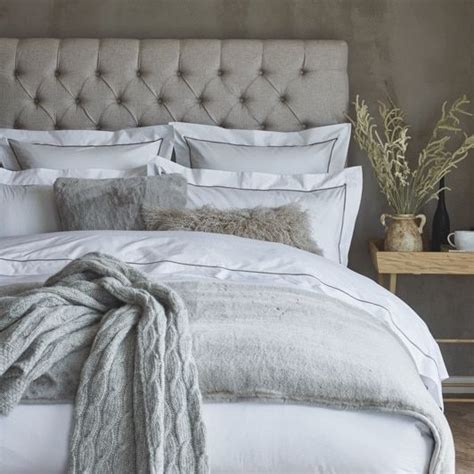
[{"left": 0, "top": 39, "right": 454, "bottom": 473}]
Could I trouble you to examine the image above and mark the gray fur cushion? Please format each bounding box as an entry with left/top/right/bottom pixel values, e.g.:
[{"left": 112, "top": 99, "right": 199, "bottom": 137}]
[
  {"left": 54, "top": 175, "right": 187, "bottom": 231},
  {"left": 143, "top": 204, "right": 321, "bottom": 254}
]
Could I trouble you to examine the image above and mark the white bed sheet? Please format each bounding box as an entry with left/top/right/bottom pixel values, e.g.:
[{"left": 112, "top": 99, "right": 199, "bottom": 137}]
[
  {"left": 0, "top": 402, "right": 433, "bottom": 474},
  {"left": 0, "top": 230, "right": 447, "bottom": 472}
]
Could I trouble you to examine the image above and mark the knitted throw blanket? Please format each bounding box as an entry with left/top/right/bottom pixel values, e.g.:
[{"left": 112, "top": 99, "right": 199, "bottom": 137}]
[
  {"left": 0, "top": 253, "right": 208, "bottom": 474},
  {"left": 0, "top": 256, "right": 455, "bottom": 474}
]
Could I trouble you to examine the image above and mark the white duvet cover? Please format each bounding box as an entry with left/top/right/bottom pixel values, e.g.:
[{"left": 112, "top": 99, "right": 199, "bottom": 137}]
[
  {"left": 0, "top": 230, "right": 447, "bottom": 473},
  {"left": 2, "top": 403, "right": 433, "bottom": 474}
]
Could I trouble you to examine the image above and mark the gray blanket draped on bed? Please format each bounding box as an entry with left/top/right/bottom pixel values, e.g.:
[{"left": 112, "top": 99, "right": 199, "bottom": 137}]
[
  {"left": 0, "top": 254, "right": 454, "bottom": 474},
  {"left": 0, "top": 253, "right": 208, "bottom": 474}
]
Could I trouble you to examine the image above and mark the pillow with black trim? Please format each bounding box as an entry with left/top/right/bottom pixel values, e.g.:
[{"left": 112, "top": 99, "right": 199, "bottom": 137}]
[
  {"left": 170, "top": 122, "right": 351, "bottom": 174},
  {"left": 0, "top": 124, "right": 173, "bottom": 170},
  {"left": 150, "top": 157, "right": 363, "bottom": 266}
]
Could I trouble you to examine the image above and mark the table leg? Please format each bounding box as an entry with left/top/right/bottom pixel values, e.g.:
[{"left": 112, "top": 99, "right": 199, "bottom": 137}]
[{"left": 389, "top": 274, "right": 397, "bottom": 294}]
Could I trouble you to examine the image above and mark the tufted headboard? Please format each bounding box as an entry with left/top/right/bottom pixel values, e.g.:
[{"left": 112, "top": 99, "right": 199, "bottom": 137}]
[{"left": 0, "top": 39, "right": 348, "bottom": 132}]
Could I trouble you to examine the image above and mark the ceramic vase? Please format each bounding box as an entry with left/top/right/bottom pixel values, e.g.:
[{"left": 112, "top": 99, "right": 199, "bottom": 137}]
[{"left": 380, "top": 214, "right": 426, "bottom": 252}]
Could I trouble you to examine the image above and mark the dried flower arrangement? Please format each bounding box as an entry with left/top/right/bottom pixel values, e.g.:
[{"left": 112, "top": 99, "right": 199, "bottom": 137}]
[{"left": 348, "top": 95, "right": 474, "bottom": 215}]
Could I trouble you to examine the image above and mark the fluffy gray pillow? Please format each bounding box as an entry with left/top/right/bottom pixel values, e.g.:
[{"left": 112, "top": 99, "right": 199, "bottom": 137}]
[
  {"left": 54, "top": 174, "right": 186, "bottom": 231},
  {"left": 143, "top": 203, "right": 321, "bottom": 254}
]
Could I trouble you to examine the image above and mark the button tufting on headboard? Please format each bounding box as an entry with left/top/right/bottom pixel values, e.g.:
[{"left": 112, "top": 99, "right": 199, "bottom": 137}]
[{"left": 0, "top": 38, "right": 348, "bottom": 131}]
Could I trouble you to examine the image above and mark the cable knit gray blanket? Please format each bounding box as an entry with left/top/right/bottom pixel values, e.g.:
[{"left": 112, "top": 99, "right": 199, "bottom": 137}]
[
  {"left": 0, "top": 253, "right": 208, "bottom": 474},
  {"left": 0, "top": 254, "right": 454, "bottom": 473}
]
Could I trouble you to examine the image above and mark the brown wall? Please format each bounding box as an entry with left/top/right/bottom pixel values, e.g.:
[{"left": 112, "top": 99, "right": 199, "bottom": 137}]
[{"left": 1, "top": 0, "right": 473, "bottom": 374}]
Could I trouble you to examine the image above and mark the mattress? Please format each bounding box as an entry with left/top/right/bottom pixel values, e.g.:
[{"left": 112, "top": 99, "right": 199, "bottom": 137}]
[
  {"left": 1, "top": 402, "right": 433, "bottom": 474},
  {"left": 0, "top": 230, "right": 448, "bottom": 472}
]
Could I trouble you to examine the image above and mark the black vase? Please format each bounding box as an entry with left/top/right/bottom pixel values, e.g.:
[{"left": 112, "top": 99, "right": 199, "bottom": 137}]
[{"left": 431, "top": 177, "right": 450, "bottom": 251}]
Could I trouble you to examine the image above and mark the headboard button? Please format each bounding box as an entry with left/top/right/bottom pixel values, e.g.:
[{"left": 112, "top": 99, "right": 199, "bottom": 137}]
[
  {"left": 300, "top": 68, "right": 307, "bottom": 76},
  {"left": 95, "top": 70, "right": 102, "bottom": 77},
  {"left": 75, "top": 97, "right": 81, "bottom": 105},
  {"left": 258, "top": 69, "right": 265, "bottom": 76},
  {"left": 13, "top": 69, "right": 20, "bottom": 78},
  {"left": 95, "top": 124, "right": 102, "bottom": 130},
  {"left": 157, "top": 97, "right": 164, "bottom": 105},
  {"left": 136, "top": 70, "right": 142, "bottom": 77},
  {"left": 116, "top": 97, "right": 123, "bottom": 105},
  {"left": 197, "top": 96, "right": 204, "bottom": 105},
  {"left": 259, "top": 123, "right": 267, "bottom": 130},
  {"left": 217, "top": 69, "right": 224, "bottom": 77},
  {"left": 33, "top": 97, "right": 40, "bottom": 105},
  {"left": 54, "top": 70, "right": 61, "bottom": 78},
  {"left": 301, "top": 123, "right": 308, "bottom": 129},
  {"left": 239, "top": 96, "right": 246, "bottom": 104},
  {"left": 54, "top": 123, "right": 61, "bottom": 130},
  {"left": 176, "top": 70, "right": 183, "bottom": 77},
  {"left": 279, "top": 95, "right": 287, "bottom": 103}
]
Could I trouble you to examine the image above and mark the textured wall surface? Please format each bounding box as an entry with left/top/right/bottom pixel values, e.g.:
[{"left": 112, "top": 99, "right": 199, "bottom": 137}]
[{"left": 0, "top": 0, "right": 473, "bottom": 375}]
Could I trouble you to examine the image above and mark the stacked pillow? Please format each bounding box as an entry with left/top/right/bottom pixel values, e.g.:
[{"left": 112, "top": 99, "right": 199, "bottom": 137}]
[
  {"left": 0, "top": 167, "right": 186, "bottom": 237},
  {"left": 0, "top": 125, "right": 182, "bottom": 237},
  {"left": 149, "top": 122, "right": 361, "bottom": 265},
  {"left": 0, "top": 121, "right": 361, "bottom": 265},
  {"left": 148, "top": 157, "right": 361, "bottom": 266},
  {"left": 0, "top": 167, "right": 147, "bottom": 237},
  {"left": 0, "top": 125, "right": 174, "bottom": 170}
]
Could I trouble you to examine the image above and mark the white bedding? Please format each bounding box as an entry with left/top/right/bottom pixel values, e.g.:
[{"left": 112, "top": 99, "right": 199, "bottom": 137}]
[
  {"left": 1, "top": 403, "right": 433, "bottom": 474},
  {"left": 0, "top": 230, "right": 448, "bottom": 472}
]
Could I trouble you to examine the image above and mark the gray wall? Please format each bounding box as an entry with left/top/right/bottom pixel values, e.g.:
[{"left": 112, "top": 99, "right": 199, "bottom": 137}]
[{"left": 1, "top": 0, "right": 473, "bottom": 374}]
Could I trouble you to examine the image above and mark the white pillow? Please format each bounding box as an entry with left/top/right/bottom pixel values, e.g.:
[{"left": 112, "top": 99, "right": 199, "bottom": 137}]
[
  {"left": 7, "top": 140, "right": 161, "bottom": 171},
  {"left": 170, "top": 122, "right": 351, "bottom": 174},
  {"left": 0, "top": 167, "right": 149, "bottom": 237},
  {"left": 0, "top": 165, "right": 148, "bottom": 185},
  {"left": 0, "top": 125, "right": 173, "bottom": 170},
  {"left": 150, "top": 158, "right": 362, "bottom": 266},
  {"left": 0, "top": 184, "right": 60, "bottom": 238}
]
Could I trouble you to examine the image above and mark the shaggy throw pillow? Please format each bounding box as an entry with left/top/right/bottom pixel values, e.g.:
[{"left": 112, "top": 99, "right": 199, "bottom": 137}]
[
  {"left": 54, "top": 174, "right": 187, "bottom": 231},
  {"left": 143, "top": 203, "right": 321, "bottom": 254}
]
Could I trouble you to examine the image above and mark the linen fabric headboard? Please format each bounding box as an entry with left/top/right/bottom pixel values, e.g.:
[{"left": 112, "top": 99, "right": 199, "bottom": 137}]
[{"left": 0, "top": 38, "right": 348, "bottom": 132}]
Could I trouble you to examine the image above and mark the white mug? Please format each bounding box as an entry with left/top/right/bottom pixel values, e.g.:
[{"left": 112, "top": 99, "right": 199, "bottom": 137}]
[{"left": 447, "top": 231, "right": 474, "bottom": 251}]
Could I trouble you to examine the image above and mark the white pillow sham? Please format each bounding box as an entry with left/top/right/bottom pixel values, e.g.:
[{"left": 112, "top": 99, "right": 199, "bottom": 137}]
[
  {"left": 0, "top": 125, "right": 173, "bottom": 170},
  {"left": 0, "top": 167, "right": 148, "bottom": 238},
  {"left": 0, "top": 165, "right": 148, "bottom": 185},
  {"left": 0, "top": 184, "right": 60, "bottom": 238},
  {"left": 149, "top": 158, "right": 362, "bottom": 266},
  {"left": 7, "top": 140, "right": 161, "bottom": 171},
  {"left": 170, "top": 122, "right": 351, "bottom": 174}
]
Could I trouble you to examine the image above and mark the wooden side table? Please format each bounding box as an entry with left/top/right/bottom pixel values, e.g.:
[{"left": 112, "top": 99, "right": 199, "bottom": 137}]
[{"left": 369, "top": 239, "right": 474, "bottom": 402}]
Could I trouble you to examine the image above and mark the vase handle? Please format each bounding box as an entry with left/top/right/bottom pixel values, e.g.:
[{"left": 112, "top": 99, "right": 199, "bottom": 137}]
[
  {"left": 380, "top": 213, "right": 392, "bottom": 229},
  {"left": 415, "top": 214, "right": 426, "bottom": 234}
]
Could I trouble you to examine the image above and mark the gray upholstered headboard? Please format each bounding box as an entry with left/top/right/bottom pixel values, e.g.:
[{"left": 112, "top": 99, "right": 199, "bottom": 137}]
[{"left": 0, "top": 39, "right": 348, "bottom": 132}]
